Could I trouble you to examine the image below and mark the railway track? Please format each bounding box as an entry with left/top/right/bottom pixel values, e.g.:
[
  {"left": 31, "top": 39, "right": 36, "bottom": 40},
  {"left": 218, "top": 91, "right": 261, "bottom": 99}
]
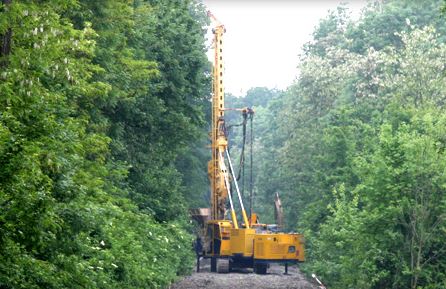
[{"left": 171, "top": 259, "right": 318, "bottom": 289}]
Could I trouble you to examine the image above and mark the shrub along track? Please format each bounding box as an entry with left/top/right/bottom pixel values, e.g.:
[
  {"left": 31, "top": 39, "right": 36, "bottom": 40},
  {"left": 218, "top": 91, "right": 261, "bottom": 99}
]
[{"left": 171, "top": 259, "right": 318, "bottom": 289}]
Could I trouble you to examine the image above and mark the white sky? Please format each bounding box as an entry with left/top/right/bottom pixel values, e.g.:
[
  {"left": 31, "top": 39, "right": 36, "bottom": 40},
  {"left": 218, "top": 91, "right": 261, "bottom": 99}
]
[{"left": 203, "top": 0, "right": 367, "bottom": 96}]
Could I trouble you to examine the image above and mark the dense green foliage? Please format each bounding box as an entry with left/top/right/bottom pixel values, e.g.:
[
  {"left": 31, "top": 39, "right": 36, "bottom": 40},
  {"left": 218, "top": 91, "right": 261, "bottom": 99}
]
[
  {"left": 3, "top": 0, "right": 446, "bottom": 288},
  {"left": 242, "top": 1, "right": 446, "bottom": 288},
  {"left": 0, "top": 0, "right": 209, "bottom": 288}
]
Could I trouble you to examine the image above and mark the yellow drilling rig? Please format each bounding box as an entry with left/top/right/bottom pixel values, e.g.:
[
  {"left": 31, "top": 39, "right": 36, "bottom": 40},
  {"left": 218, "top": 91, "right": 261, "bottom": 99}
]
[{"left": 192, "top": 11, "right": 304, "bottom": 274}]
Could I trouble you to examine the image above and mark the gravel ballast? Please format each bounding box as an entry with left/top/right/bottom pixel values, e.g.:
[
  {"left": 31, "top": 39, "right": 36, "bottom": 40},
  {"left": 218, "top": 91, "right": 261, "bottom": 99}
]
[{"left": 171, "top": 259, "right": 319, "bottom": 289}]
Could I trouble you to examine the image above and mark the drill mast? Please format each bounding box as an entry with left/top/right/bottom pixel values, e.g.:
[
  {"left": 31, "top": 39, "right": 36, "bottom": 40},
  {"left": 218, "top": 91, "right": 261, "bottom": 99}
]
[
  {"left": 196, "top": 11, "right": 304, "bottom": 274},
  {"left": 208, "top": 13, "right": 228, "bottom": 221}
]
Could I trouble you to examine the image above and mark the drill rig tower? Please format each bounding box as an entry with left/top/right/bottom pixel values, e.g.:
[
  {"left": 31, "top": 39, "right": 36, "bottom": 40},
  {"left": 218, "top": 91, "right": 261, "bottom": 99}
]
[{"left": 197, "top": 11, "right": 305, "bottom": 274}]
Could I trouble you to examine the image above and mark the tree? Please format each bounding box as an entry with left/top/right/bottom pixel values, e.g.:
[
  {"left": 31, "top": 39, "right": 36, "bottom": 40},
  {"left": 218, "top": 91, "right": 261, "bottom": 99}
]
[
  {"left": 0, "top": 0, "right": 209, "bottom": 287},
  {"left": 274, "top": 1, "right": 446, "bottom": 287}
]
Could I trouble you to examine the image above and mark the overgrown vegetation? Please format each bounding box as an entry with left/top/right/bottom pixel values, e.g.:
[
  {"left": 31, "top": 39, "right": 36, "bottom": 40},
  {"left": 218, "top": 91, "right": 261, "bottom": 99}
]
[
  {"left": 3, "top": 0, "right": 446, "bottom": 288},
  {"left": 244, "top": 1, "right": 446, "bottom": 288},
  {"left": 0, "top": 0, "right": 208, "bottom": 288}
]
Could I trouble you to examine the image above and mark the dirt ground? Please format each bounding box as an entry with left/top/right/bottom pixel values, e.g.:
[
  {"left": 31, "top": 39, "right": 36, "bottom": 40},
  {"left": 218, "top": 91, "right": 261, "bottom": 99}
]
[{"left": 170, "top": 258, "right": 319, "bottom": 289}]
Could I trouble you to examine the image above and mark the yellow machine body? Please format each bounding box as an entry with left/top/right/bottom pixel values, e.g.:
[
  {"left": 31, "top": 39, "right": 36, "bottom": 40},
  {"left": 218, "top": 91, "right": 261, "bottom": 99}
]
[
  {"left": 206, "top": 225, "right": 305, "bottom": 262},
  {"left": 230, "top": 228, "right": 256, "bottom": 257},
  {"left": 254, "top": 233, "right": 305, "bottom": 262},
  {"left": 206, "top": 220, "right": 232, "bottom": 256}
]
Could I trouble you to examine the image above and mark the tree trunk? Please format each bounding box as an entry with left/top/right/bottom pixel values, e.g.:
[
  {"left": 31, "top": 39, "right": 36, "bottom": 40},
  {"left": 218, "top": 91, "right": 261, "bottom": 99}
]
[{"left": 0, "top": 0, "right": 12, "bottom": 68}]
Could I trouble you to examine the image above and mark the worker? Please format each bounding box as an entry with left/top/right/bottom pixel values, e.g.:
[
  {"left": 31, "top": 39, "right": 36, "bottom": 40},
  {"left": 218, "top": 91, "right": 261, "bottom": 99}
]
[{"left": 193, "top": 236, "right": 203, "bottom": 272}]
